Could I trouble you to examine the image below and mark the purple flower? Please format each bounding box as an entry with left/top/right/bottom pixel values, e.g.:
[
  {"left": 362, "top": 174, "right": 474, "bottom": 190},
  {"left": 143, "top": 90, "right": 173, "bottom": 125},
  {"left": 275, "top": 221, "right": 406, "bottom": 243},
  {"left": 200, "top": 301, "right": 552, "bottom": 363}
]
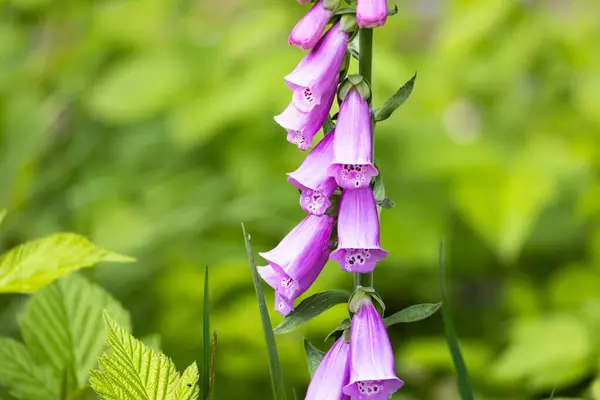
[
  {"left": 289, "top": 0, "right": 333, "bottom": 50},
  {"left": 305, "top": 337, "right": 351, "bottom": 400},
  {"left": 328, "top": 89, "right": 378, "bottom": 189},
  {"left": 356, "top": 0, "right": 388, "bottom": 28},
  {"left": 343, "top": 299, "right": 404, "bottom": 399},
  {"left": 285, "top": 22, "right": 348, "bottom": 114},
  {"left": 274, "top": 81, "right": 336, "bottom": 150},
  {"left": 287, "top": 131, "right": 337, "bottom": 215},
  {"left": 258, "top": 215, "right": 334, "bottom": 315},
  {"left": 330, "top": 187, "right": 387, "bottom": 273}
]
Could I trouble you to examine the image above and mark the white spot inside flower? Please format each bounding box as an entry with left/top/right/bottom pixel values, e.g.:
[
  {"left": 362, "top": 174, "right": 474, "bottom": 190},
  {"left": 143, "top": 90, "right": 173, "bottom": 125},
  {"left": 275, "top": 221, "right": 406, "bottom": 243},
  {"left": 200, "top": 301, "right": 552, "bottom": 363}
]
[
  {"left": 300, "top": 189, "right": 328, "bottom": 216},
  {"left": 341, "top": 164, "right": 370, "bottom": 188},
  {"left": 344, "top": 249, "right": 371, "bottom": 271}
]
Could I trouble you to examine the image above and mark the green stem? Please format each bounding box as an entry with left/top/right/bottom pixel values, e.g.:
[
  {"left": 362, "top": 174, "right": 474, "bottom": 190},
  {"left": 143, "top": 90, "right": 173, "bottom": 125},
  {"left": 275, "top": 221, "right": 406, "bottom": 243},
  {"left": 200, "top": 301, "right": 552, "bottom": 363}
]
[{"left": 356, "top": 27, "right": 374, "bottom": 289}]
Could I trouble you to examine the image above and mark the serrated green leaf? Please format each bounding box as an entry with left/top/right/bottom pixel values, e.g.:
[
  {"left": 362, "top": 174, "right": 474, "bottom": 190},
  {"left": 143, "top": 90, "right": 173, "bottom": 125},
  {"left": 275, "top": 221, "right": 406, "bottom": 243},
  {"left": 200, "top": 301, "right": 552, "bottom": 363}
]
[
  {"left": 242, "top": 224, "right": 286, "bottom": 400},
  {"left": 18, "top": 273, "right": 131, "bottom": 396},
  {"left": 273, "top": 290, "right": 351, "bottom": 334},
  {"left": 374, "top": 73, "right": 416, "bottom": 122},
  {"left": 90, "top": 312, "right": 199, "bottom": 400},
  {"left": 201, "top": 265, "right": 210, "bottom": 400},
  {"left": 171, "top": 364, "right": 201, "bottom": 400},
  {"left": 0, "top": 338, "right": 59, "bottom": 400},
  {"left": 303, "top": 339, "right": 325, "bottom": 378},
  {"left": 0, "top": 233, "right": 135, "bottom": 293},
  {"left": 439, "top": 242, "right": 474, "bottom": 400},
  {"left": 384, "top": 303, "right": 442, "bottom": 327}
]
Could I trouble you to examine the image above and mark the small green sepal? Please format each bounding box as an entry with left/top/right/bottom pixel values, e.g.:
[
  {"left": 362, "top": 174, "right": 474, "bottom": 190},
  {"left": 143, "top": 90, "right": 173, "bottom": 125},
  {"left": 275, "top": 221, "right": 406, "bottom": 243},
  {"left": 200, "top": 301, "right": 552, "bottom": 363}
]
[
  {"left": 323, "top": 0, "right": 342, "bottom": 12},
  {"left": 340, "top": 14, "right": 357, "bottom": 33},
  {"left": 338, "top": 74, "right": 371, "bottom": 102},
  {"left": 342, "top": 329, "right": 351, "bottom": 343},
  {"left": 348, "top": 287, "right": 371, "bottom": 314}
]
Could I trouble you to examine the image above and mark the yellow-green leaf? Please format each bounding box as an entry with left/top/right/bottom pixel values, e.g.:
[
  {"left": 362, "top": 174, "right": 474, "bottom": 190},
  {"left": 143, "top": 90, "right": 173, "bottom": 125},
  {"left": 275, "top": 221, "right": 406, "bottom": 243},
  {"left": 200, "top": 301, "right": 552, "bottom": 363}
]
[
  {"left": 90, "top": 312, "right": 199, "bottom": 400},
  {"left": 0, "top": 233, "right": 135, "bottom": 293},
  {"left": 0, "top": 338, "right": 59, "bottom": 400}
]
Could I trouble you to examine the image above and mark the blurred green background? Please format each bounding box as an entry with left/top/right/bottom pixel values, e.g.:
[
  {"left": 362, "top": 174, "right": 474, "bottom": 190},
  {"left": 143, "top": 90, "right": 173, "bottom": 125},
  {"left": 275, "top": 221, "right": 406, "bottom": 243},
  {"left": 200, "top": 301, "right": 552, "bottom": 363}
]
[{"left": 1, "top": 0, "right": 600, "bottom": 398}]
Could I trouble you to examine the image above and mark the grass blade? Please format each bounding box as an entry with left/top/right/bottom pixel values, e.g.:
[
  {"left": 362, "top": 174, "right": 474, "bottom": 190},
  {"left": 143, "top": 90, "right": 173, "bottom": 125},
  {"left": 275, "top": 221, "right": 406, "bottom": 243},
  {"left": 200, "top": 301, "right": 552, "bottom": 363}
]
[
  {"left": 201, "top": 265, "right": 210, "bottom": 400},
  {"left": 242, "top": 223, "right": 286, "bottom": 400},
  {"left": 439, "top": 241, "right": 474, "bottom": 400},
  {"left": 209, "top": 329, "right": 217, "bottom": 400}
]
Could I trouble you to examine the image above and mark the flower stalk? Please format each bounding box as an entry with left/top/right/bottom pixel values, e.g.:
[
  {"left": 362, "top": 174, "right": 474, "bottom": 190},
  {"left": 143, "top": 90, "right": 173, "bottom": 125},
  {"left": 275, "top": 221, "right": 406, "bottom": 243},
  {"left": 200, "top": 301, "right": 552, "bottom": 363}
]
[{"left": 356, "top": 27, "right": 374, "bottom": 290}]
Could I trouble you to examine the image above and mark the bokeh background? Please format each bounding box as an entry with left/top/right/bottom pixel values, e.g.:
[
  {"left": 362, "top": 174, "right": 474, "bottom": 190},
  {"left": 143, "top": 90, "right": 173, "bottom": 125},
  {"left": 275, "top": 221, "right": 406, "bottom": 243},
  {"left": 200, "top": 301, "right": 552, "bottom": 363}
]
[{"left": 1, "top": 0, "right": 600, "bottom": 398}]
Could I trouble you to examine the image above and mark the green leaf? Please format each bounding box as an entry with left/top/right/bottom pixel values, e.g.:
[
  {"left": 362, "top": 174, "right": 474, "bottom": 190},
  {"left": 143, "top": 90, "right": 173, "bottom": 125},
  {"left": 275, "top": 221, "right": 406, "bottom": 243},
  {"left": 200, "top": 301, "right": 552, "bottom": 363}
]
[
  {"left": 303, "top": 339, "right": 325, "bottom": 378},
  {"left": 90, "top": 312, "right": 200, "bottom": 400},
  {"left": 273, "top": 290, "right": 351, "bottom": 334},
  {"left": 0, "top": 338, "right": 59, "bottom": 400},
  {"left": 372, "top": 173, "right": 386, "bottom": 217},
  {"left": 374, "top": 73, "right": 416, "bottom": 122},
  {"left": 324, "top": 318, "right": 351, "bottom": 342},
  {"left": 0, "top": 210, "right": 6, "bottom": 227},
  {"left": 439, "top": 242, "right": 474, "bottom": 400},
  {"left": 323, "top": 115, "right": 335, "bottom": 135},
  {"left": 201, "top": 266, "right": 210, "bottom": 400},
  {"left": 384, "top": 303, "right": 442, "bottom": 327},
  {"left": 242, "top": 224, "right": 286, "bottom": 400},
  {"left": 375, "top": 196, "right": 395, "bottom": 210},
  {"left": 18, "top": 273, "right": 131, "bottom": 396},
  {"left": 0, "top": 233, "right": 135, "bottom": 293}
]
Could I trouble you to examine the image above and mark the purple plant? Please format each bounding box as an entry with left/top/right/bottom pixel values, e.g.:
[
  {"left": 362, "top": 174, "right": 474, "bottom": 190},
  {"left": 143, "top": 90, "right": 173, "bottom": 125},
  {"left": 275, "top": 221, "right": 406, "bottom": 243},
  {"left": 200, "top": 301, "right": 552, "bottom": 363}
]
[{"left": 254, "top": 2, "right": 431, "bottom": 399}]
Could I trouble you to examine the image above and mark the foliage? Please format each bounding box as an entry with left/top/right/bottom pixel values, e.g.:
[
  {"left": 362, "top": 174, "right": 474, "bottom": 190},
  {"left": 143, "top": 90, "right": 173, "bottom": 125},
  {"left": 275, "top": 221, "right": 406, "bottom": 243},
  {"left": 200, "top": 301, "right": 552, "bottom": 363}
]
[
  {"left": 0, "top": 233, "right": 134, "bottom": 293},
  {"left": 1, "top": 0, "right": 600, "bottom": 399},
  {"left": 0, "top": 274, "right": 130, "bottom": 400},
  {"left": 90, "top": 313, "right": 199, "bottom": 400}
]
